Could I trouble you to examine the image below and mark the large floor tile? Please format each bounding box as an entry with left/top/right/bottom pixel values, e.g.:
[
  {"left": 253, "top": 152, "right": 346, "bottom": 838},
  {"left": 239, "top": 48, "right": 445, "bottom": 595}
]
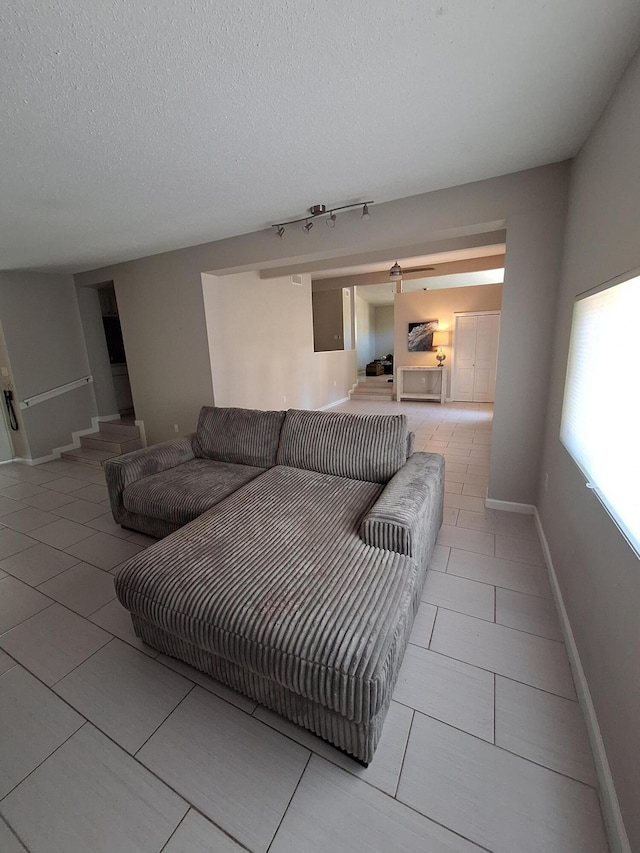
[
  {"left": 84, "top": 510, "right": 132, "bottom": 539},
  {"left": 89, "top": 598, "right": 159, "bottom": 657},
  {"left": 29, "top": 518, "right": 95, "bottom": 549},
  {"left": 0, "top": 648, "right": 15, "bottom": 675},
  {"left": 66, "top": 483, "right": 109, "bottom": 503},
  {"left": 456, "top": 508, "right": 537, "bottom": 540},
  {"left": 0, "top": 665, "right": 84, "bottom": 798},
  {"left": 429, "top": 544, "right": 450, "bottom": 572},
  {"left": 394, "top": 644, "right": 494, "bottom": 741},
  {"left": 397, "top": 713, "right": 607, "bottom": 853},
  {"left": 421, "top": 570, "right": 494, "bottom": 620},
  {"left": 20, "top": 490, "right": 76, "bottom": 511},
  {"left": 0, "top": 496, "right": 26, "bottom": 517},
  {"left": 0, "top": 576, "right": 52, "bottom": 633},
  {"left": 270, "top": 754, "right": 483, "bottom": 853},
  {"left": 0, "top": 483, "right": 46, "bottom": 501},
  {"left": 430, "top": 609, "right": 575, "bottom": 699},
  {"left": 408, "top": 601, "right": 436, "bottom": 648},
  {"left": 54, "top": 638, "right": 192, "bottom": 752},
  {"left": 64, "top": 531, "right": 143, "bottom": 570},
  {"left": 44, "top": 476, "right": 88, "bottom": 493},
  {"left": 495, "top": 677, "right": 597, "bottom": 785},
  {"left": 0, "top": 464, "right": 59, "bottom": 485},
  {"left": 163, "top": 809, "right": 245, "bottom": 853},
  {"left": 37, "top": 562, "right": 116, "bottom": 616},
  {"left": 437, "top": 524, "right": 494, "bottom": 556},
  {"left": 447, "top": 548, "right": 551, "bottom": 598},
  {"left": 157, "top": 653, "right": 258, "bottom": 713},
  {"left": 443, "top": 492, "right": 486, "bottom": 513},
  {"left": 254, "top": 700, "right": 413, "bottom": 797},
  {"left": 51, "top": 499, "right": 107, "bottom": 523},
  {"left": 138, "top": 686, "right": 309, "bottom": 853},
  {"left": 495, "top": 533, "right": 544, "bottom": 565},
  {"left": 0, "top": 817, "right": 28, "bottom": 853},
  {"left": 0, "top": 507, "right": 58, "bottom": 533},
  {"left": 0, "top": 528, "right": 37, "bottom": 560},
  {"left": 0, "top": 723, "right": 188, "bottom": 853},
  {"left": 496, "top": 587, "right": 563, "bottom": 641},
  {"left": 0, "top": 603, "right": 111, "bottom": 685},
  {"left": 0, "top": 543, "right": 78, "bottom": 586}
]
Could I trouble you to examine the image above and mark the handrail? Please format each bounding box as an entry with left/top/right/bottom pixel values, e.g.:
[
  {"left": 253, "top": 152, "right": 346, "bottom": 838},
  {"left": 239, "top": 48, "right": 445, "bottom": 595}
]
[{"left": 19, "top": 375, "right": 93, "bottom": 410}]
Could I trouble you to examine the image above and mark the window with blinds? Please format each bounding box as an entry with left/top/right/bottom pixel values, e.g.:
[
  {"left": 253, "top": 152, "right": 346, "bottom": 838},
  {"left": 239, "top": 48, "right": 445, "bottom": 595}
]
[{"left": 560, "top": 271, "right": 640, "bottom": 557}]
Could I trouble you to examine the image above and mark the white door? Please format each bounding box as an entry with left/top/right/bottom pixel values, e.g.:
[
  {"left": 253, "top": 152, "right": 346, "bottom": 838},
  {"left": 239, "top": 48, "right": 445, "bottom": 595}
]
[{"left": 453, "top": 312, "right": 500, "bottom": 402}]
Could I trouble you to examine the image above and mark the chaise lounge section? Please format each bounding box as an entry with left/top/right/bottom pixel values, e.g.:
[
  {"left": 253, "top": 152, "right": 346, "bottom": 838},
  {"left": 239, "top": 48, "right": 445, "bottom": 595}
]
[{"left": 106, "top": 406, "right": 444, "bottom": 764}]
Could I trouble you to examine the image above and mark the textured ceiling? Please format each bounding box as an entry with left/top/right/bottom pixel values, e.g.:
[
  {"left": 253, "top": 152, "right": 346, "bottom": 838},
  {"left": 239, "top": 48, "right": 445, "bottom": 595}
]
[{"left": 2, "top": 1, "right": 640, "bottom": 272}]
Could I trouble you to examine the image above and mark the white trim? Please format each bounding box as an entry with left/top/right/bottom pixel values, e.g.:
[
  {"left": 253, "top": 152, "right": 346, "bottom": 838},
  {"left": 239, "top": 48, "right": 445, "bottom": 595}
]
[
  {"left": 13, "top": 413, "right": 121, "bottom": 466},
  {"left": 19, "top": 375, "right": 93, "bottom": 410},
  {"left": 452, "top": 310, "right": 502, "bottom": 318},
  {"left": 534, "top": 509, "right": 631, "bottom": 853},
  {"left": 485, "top": 498, "right": 535, "bottom": 514},
  {"left": 135, "top": 419, "right": 147, "bottom": 447},
  {"left": 317, "top": 396, "right": 349, "bottom": 411}
]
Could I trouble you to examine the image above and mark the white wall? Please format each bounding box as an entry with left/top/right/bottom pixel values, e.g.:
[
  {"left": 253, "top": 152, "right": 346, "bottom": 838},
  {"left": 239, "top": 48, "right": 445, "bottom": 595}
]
[
  {"left": 374, "top": 306, "right": 395, "bottom": 357},
  {"left": 354, "top": 293, "right": 376, "bottom": 369},
  {"left": 202, "top": 271, "right": 356, "bottom": 411},
  {"left": 538, "top": 48, "right": 640, "bottom": 853},
  {"left": 0, "top": 272, "right": 97, "bottom": 459}
]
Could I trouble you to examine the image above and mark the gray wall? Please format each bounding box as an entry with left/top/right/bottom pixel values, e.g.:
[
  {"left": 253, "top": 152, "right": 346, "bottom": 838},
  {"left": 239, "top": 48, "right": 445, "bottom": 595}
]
[
  {"left": 374, "top": 306, "right": 395, "bottom": 358},
  {"left": 354, "top": 293, "right": 376, "bottom": 370},
  {"left": 76, "top": 284, "right": 119, "bottom": 416},
  {"left": 76, "top": 162, "right": 569, "bottom": 499},
  {"left": 538, "top": 48, "right": 640, "bottom": 852},
  {"left": 0, "top": 272, "right": 97, "bottom": 459},
  {"left": 312, "top": 289, "right": 344, "bottom": 352}
]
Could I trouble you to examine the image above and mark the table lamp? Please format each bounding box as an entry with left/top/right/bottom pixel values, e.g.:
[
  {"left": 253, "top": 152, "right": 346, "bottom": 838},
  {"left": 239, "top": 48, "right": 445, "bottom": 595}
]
[{"left": 432, "top": 330, "right": 450, "bottom": 366}]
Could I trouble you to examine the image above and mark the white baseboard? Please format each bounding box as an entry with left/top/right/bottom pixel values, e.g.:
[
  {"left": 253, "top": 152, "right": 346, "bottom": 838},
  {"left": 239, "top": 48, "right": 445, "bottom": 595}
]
[
  {"left": 534, "top": 509, "right": 631, "bottom": 853},
  {"left": 485, "top": 498, "right": 535, "bottom": 514},
  {"left": 14, "top": 413, "right": 121, "bottom": 466},
  {"left": 318, "top": 396, "right": 349, "bottom": 411}
]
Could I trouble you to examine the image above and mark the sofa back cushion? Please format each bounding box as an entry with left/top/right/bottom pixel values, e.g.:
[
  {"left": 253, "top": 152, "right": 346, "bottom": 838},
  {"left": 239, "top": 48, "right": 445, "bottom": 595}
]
[
  {"left": 276, "top": 409, "right": 409, "bottom": 483},
  {"left": 192, "top": 406, "right": 286, "bottom": 468}
]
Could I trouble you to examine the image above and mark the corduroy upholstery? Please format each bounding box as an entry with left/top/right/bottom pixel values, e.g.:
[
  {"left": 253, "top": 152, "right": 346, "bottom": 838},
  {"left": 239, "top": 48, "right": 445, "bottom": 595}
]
[
  {"left": 108, "top": 406, "right": 445, "bottom": 762},
  {"left": 192, "top": 405, "right": 285, "bottom": 467},
  {"left": 123, "top": 458, "right": 265, "bottom": 526},
  {"left": 276, "top": 409, "right": 408, "bottom": 484}
]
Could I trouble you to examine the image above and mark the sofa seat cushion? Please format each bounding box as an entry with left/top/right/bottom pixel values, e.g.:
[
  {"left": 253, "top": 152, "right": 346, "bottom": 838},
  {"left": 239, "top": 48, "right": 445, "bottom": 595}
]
[
  {"left": 116, "top": 465, "right": 417, "bottom": 725},
  {"left": 122, "top": 458, "right": 265, "bottom": 526}
]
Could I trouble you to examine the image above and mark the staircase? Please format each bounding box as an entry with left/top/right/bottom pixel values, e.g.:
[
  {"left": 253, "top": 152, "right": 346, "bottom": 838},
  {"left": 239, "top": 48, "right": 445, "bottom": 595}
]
[
  {"left": 61, "top": 420, "right": 143, "bottom": 468},
  {"left": 349, "top": 375, "right": 395, "bottom": 402}
]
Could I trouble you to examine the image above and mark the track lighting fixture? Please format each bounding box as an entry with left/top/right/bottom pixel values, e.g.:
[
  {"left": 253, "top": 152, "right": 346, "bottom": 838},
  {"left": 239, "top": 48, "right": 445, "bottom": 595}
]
[{"left": 272, "top": 200, "right": 373, "bottom": 236}]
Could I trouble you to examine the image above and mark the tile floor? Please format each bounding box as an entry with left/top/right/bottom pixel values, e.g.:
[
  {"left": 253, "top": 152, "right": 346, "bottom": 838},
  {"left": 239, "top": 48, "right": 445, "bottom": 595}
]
[{"left": 0, "top": 402, "right": 608, "bottom": 853}]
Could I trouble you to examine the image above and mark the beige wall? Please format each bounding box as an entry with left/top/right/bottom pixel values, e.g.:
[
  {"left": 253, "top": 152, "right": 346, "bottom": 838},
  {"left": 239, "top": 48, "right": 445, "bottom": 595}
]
[
  {"left": 202, "top": 271, "right": 356, "bottom": 411},
  {"left": 538, "top": 49, "right": 640, "bottom": 852},
  {"left": 374, "top": 306, "right": 395, "bottom": 357},
  {"left": 76, "top": 284, "right": 119, "bottom": 417},
  {"left": 312, "top": 289, "right": 344, "bottom": 352},
  {"left": 76, "top": 162, "right": 569, "bottom": 498},
  {"left": 393, "top": 284, "right": 503, "bottom": 369}
]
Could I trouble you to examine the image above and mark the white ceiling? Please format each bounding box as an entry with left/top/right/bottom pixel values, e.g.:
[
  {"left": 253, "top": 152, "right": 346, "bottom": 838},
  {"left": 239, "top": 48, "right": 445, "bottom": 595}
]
[
  {"left": 356, "top": 269, "right": 505, "bottom": 307},
  {"left": 2, "top": 1, "right": 640, "bottom": 273},
  {"left": 312, "top": 246, "right": 505, "bottom": 280}
]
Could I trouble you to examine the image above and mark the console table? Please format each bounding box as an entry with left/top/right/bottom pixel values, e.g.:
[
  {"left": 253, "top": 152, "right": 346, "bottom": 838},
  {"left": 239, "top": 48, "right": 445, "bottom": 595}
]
[{"left": 397, "top": 366, "right": 447, "bottom": 404}]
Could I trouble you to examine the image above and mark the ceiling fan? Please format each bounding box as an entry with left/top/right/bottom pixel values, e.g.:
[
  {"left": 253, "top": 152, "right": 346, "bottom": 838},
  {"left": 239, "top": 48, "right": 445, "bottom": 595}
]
[{"left": 388, "top": 261, "right": 436, "bottom": 279}]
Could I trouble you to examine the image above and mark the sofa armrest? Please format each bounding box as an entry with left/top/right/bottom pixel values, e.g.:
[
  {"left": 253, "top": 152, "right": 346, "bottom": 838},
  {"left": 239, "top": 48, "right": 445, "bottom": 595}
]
[
  {"left": 359, "top": 452, "right": 445, "bottom": 557},
  {"left": 104, "top": 436, "right": 195, "bottom": 524}
]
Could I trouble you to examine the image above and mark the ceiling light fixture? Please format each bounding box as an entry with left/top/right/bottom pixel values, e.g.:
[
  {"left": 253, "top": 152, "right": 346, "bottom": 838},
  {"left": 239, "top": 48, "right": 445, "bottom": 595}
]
[
  {"left": 389, "top": 261, "right": 403, "bottom": 278},
  {"left": 272, "top": 200, "right": 374, "bottom": 236}
]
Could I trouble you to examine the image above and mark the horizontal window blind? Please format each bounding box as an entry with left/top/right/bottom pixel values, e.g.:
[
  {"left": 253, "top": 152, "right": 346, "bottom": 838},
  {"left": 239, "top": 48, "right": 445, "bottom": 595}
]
[{"left": 560, "top": 273, "right": 640, "bottom": 557}]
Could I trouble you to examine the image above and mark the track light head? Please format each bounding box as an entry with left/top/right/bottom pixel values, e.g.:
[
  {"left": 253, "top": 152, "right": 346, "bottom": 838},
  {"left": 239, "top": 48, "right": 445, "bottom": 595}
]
[
  {"left": 276, "top": 226, "right": 285, "bottom": 238},
  {"left": 326, "top": 212, "right": 337, "bottom": 228},
  {"left": 389, "top": 261, "right": 402, "bottom": 278},
  {"left": 302, "top": 220, "right": 313, "bottom": 233},
  {"left": 361, "top": 203, "right": 371, "bottom": 220}
]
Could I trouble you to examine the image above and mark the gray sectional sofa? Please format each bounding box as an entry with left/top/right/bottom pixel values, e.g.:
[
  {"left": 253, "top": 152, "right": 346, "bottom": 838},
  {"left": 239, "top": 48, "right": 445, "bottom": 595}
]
[{"left": 106, "top": 406, "right": 445, "bottom": 764}]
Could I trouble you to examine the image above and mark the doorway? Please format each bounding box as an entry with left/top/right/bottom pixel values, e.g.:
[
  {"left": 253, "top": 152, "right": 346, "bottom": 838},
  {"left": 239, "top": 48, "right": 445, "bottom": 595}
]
[
  {"left": 452, "top": 311, "right": 501, "bottom": 402},
  {"left": 98, "top": 284, "right": 134, "bottom": 417}
]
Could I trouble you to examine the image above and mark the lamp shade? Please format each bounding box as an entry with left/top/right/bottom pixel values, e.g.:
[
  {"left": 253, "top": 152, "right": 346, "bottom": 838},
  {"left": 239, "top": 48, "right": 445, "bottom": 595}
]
[{"left": 432, "top": 330, "right": 450, "bottom": 348}]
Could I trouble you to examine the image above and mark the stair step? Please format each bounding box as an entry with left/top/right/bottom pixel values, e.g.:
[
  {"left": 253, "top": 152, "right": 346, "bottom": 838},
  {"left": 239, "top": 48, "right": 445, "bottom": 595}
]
[
  {"left": 61, "top": 447, "right": 115, "bottom": 468},
  {"left": 81, "top": 435, "right": 142, "bottom": 454},
  {"left": 350, "top": 392, "right": 394, "bottom": 401},
  {"left": 98, "top": 421, "right": 140, "bottom": 439}
]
